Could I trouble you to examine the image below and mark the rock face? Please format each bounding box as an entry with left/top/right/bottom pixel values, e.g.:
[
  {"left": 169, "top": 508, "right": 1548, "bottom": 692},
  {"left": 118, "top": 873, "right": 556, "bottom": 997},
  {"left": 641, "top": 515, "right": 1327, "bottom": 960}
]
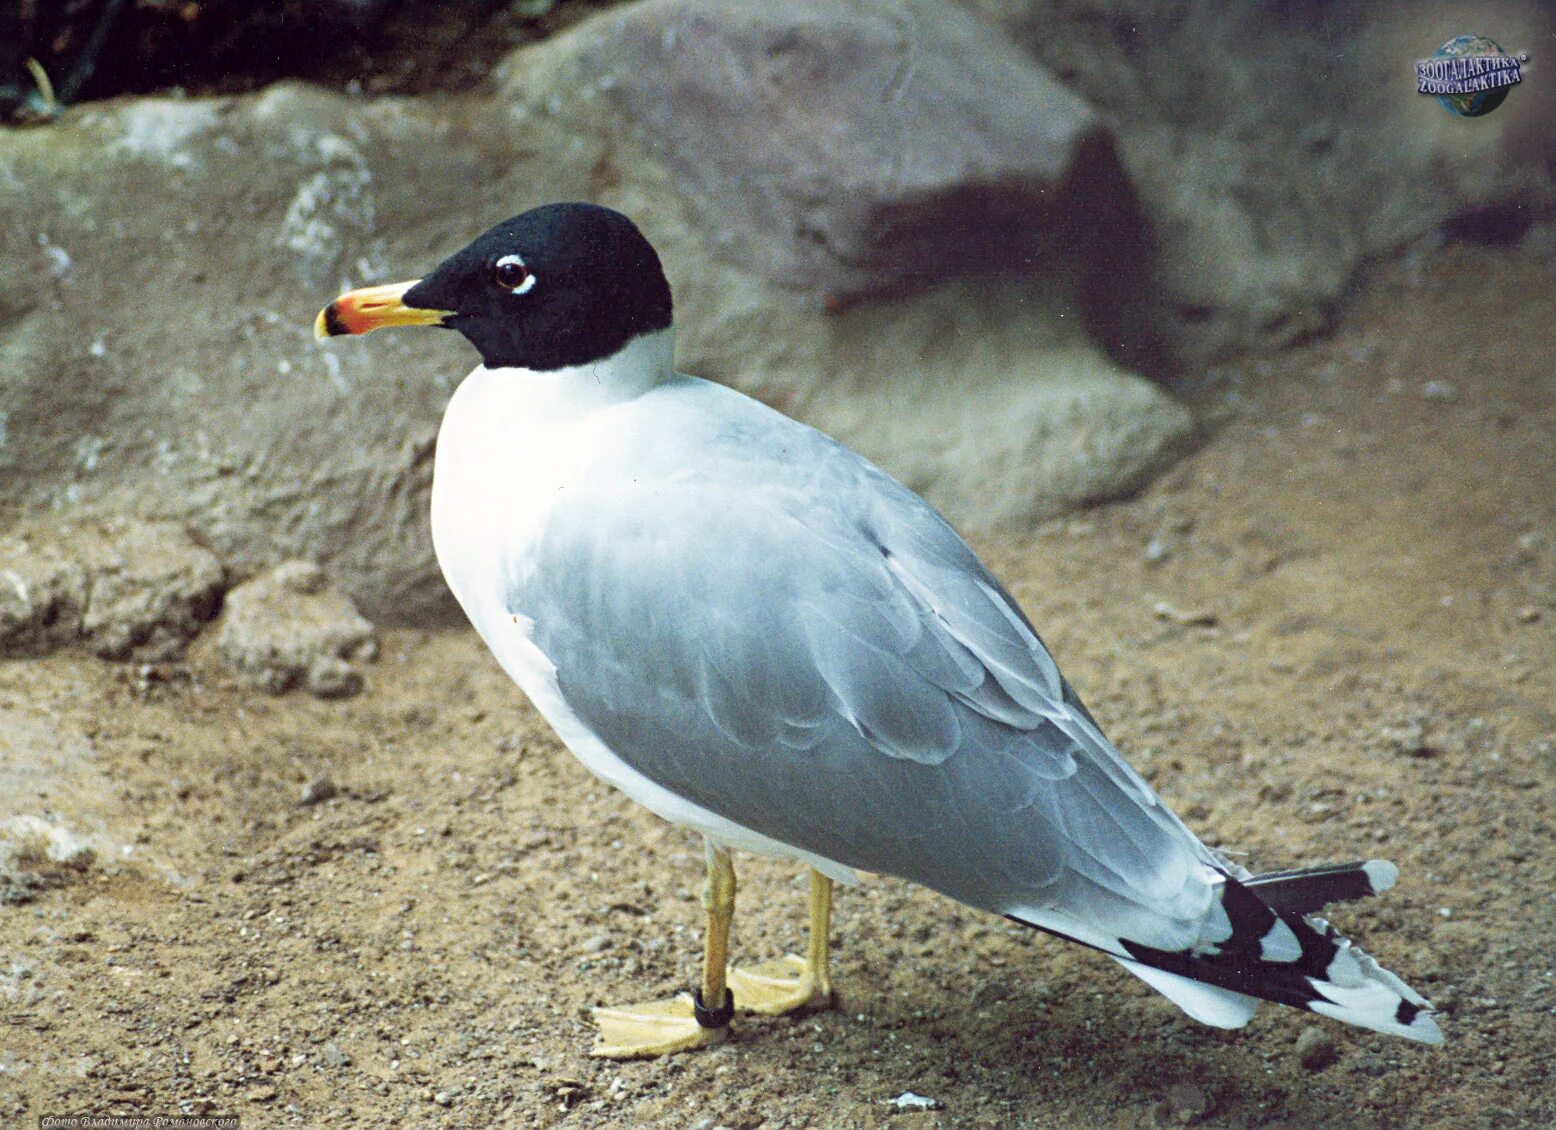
[
  {"left": 0, "top": 6, "right": 1194, "bottom": 623},
  {"left": 217, "top": 561, "right": 377, "bottom": 697},
  {"left": 0, "top": 86, "right": 508, "bottom": 624},
  {"left": 964, "top": 0, "right": 1556, "bottom": 363},
  {"left": 505, "top": 0, "right": 1194, "bottom": 533},
  {"left": 0, "top": 536, "right": 85, "bottom": 656},
  {"left": 532, "top": 0, "right": 1105, "bottom": 300},
  {"left": 3, "top": 0, "right": 1543, "bottom": 623},
  {"left": 0, "top": 518, "right": 225, "bottom": 660}
]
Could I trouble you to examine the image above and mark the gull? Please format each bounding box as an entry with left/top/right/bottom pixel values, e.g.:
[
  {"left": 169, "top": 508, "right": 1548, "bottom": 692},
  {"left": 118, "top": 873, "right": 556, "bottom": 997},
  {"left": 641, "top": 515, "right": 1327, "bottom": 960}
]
[{"left": 315, "top": 202, "right": 1442, "bottom": 1057}]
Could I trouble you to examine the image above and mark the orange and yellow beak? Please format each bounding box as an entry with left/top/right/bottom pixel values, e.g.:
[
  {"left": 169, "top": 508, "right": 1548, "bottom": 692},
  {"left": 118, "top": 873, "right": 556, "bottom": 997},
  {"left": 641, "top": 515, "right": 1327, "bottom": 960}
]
[{"left": 313, "top": 280, "right": 455, "bottom": 340}]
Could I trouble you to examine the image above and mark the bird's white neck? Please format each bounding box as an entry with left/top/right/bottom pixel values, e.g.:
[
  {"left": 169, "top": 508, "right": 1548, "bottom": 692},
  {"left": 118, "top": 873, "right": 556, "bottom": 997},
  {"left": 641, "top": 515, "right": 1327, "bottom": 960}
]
[
  {"left": 432, "top": 325, "right": 680, "bottom": 619},
  {"left": 478, "top": 326, "right": 676, "bottom": 415}
]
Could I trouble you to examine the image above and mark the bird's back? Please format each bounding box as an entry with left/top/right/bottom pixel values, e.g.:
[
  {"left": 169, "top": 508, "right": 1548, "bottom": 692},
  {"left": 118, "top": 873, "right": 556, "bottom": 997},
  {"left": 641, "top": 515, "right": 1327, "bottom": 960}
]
[
  {"left": 495, "top": 374, "right": 1223, "bottom": 939},
  {"left": 457, "top": 370, "right": 1439, "bottom": 1043}
]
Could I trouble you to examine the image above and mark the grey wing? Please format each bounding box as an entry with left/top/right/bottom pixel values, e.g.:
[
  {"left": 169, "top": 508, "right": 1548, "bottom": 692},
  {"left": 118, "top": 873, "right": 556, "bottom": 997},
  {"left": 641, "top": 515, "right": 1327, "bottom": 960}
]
[{"left": 514, "top": 424, "right": 1221, "bottom": 952}]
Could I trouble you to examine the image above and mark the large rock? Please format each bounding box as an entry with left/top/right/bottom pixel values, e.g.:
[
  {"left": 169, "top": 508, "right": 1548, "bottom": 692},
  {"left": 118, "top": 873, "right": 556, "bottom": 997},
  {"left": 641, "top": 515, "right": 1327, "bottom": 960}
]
[
  {"left": 0, "top": 86, "right": 528, "bottom": 625},
  {"left": 518, "top": 0, "right": 1105, "bottom": 300},
  {"left": 218, "top": 561, "right": 378, "bottom": 697},
  {"left": 0, "top": 3, "right": 1195, "bottom": 624},
  {"left": 3, "top": 1, "right": 1550, "bottom": 623},
  {"left": 502, "top": 0, "right": 1196, "bottom": 522},
  {"left": 1, "top": 518, "right": 225, "bottom": 660},
  {"left": 963, "top": 0, "right": 1556, "bottom": 362}
]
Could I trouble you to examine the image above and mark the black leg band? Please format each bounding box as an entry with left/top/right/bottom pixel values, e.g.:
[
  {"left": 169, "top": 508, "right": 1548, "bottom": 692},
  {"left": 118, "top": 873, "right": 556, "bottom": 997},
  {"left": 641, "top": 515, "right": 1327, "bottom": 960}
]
[{"left": 692, "top": 988, "right": 735, "bottom": 1030}]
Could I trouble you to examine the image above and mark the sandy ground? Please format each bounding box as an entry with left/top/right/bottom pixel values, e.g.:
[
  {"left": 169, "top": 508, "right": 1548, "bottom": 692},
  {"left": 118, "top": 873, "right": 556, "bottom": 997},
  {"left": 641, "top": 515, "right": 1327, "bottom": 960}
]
[{"left": 1, "top": 243, "right": 1553, "bottom": 1129}]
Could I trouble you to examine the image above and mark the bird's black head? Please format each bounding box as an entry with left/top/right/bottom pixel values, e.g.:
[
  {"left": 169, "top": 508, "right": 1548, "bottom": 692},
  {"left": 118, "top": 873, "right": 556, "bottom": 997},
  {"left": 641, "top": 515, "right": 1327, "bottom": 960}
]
[{"left": 315, "top": 203, "right": 674, "bottom": 372}]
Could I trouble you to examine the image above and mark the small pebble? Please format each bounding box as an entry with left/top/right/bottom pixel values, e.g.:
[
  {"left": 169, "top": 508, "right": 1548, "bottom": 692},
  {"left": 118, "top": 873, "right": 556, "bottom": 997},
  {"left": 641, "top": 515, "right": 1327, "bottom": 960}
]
[
  {"left": 306, "top": 655, "right": 363, "bottom": 699},
  {"left": 300, "top": 777, "right": 338, "bottom": 806},
  {"left": 889, "top": 1091, "right": 940, "bottom": 1112},
  {"left": 1164, "top": 1082, "right": 1211, "bottom": 1124},
  {"left": 1350, "top": 1052, "right": 1389, "bottom": 1077},
  {"left": 1380, "top": 721, "right": 1432, "bottom": 758},
  {"left": 1419, "top": 380, "right": 1457, "bottom": 401},
  {"left": 971, "top": 978, "right": 1012, "bottom": 1009},
  {"left": 1152, "top": 602, "right": 1218, "bottom": 627},
  {"left": 1295, "top": 1026, "right": 1339, "bottom": 1071},
  {"left": 321, "top": 1041, "right": 350, "bottom": 1067}
]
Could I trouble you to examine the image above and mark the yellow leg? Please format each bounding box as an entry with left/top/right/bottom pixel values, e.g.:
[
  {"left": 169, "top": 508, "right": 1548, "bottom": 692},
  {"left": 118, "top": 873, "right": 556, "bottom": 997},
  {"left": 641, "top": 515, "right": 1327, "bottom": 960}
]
[
  {"left": 591, "top": 841, "right": 737, "bottom": 1059},
  {"left": 726, "top": 869, "right": 836, "bottom": 1015}
]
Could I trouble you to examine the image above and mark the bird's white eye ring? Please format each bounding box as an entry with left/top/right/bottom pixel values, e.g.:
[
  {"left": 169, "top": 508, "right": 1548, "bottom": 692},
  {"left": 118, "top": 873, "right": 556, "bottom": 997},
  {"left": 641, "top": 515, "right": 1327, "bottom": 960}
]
[{"left": 494, "top": 254, "right": 536, "bottom": 294}]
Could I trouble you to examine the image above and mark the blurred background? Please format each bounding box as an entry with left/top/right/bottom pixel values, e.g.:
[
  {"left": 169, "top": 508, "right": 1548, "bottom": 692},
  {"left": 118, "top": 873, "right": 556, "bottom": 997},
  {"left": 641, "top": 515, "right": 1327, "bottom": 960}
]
[
  {"left": 2, "top": 4, "right": 1555, "bottom": 1126},
  {"left": 1, "top": 0, "right": 1552, "bottom": 623},
  {"left": 0, "top": 0, "right": 601, "bottom": 109}
]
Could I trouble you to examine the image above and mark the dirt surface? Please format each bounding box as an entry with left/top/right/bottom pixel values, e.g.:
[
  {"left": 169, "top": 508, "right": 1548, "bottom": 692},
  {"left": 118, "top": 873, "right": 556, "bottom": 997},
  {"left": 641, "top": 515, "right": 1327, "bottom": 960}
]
[{"left": 2, "top": 243, "right": 1553, "bottom": 1128}]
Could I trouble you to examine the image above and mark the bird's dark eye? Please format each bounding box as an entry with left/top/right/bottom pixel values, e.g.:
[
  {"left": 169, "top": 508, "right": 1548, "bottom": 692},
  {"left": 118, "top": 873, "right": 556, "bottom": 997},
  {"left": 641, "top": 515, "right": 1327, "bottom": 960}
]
[{"left": 494, "top": 254, "right": 535, "bottom": 294}]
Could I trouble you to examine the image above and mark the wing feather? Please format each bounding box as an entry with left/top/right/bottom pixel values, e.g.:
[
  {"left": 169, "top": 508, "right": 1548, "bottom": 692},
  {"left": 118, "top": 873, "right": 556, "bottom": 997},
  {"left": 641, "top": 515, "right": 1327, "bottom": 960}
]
[{"left": 508, "top": 382, "right": 1217, "bottom": 945}]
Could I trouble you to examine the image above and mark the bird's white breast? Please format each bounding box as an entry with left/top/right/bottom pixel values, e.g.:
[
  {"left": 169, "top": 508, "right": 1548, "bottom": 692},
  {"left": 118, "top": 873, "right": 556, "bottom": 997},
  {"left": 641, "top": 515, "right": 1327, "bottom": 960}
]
[
  {"left": 428, "top": 330, "right": 860, "bottom": 880},
  {"left": 430, "top": 328, "right": 673, "bottom": 607},
  {"left": 433, "top": 374, "right": 604, "bottom": 607}
]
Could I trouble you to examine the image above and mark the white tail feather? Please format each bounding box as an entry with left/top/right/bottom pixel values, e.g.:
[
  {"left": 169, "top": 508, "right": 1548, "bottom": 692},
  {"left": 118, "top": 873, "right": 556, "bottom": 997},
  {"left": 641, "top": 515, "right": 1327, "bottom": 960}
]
[{"left": 1114, "top": 957, "right": 1260, "bottom": 1028}]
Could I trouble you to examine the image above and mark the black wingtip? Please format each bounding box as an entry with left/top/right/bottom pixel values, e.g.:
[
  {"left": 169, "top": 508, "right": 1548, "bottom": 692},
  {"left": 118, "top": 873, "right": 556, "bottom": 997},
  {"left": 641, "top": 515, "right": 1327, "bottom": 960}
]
[{"left": 1245, "top": 860, "right": 1395, "bottom": 916}]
